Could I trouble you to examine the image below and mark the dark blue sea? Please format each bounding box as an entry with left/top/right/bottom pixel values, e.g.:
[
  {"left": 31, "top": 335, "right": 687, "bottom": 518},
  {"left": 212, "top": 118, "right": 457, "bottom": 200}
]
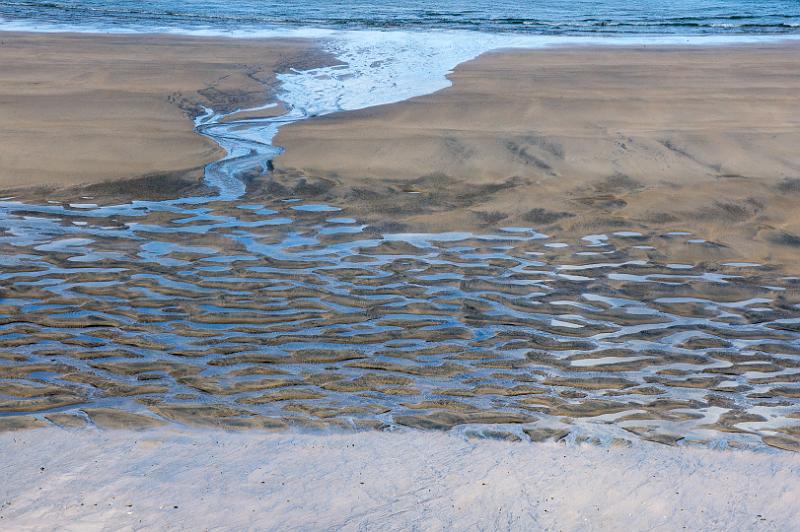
[{"left": 1, "top": 0, "right": 799, "bottom": 35}]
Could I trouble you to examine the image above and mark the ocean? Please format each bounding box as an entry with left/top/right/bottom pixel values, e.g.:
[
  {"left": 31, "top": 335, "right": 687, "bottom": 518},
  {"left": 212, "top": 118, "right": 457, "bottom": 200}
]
[{"left": 1, "top": 0, "right": 799, "bottom": 36}]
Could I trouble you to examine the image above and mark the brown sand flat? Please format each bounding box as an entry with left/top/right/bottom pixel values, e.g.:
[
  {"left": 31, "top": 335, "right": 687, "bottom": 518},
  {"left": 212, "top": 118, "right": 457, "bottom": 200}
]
[
  {"left": 0, "top": 32, "right": 319, "bottom": 191},
  {"left": 274, "top": 44, "right": 800, "bottom": 269}
]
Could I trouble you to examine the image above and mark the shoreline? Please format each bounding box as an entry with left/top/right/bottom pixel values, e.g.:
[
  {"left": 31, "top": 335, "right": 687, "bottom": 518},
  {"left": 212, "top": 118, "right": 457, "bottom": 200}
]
[
  {"left": 2, "top": 427, "right": 799, "bottom": 528},
  {"left": 4, "top": 24, "right": 800, "bottom": 43},
  {"left": 274, "top": 41, "right": 800, "bottom": 272},
  {"left": 2, "top": 30, "right": 799, "bottom": 202}
]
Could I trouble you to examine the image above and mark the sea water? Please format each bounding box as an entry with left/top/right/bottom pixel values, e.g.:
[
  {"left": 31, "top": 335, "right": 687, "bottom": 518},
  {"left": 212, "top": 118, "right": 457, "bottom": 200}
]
[{"left": 2, "top": 0, "right": 799, "bottom": 36}]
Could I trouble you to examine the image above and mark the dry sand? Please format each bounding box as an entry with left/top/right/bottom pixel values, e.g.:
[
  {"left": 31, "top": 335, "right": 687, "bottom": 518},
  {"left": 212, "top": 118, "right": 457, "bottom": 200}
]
[
  {"left": 274, "top": 44, "right": 800, "bottom": 269},
  {"left": 2, "top": 428, "right": 799, "bottom": 530},
  {"left": 0, "top": 32, "right": 319, "bottom": 192}
]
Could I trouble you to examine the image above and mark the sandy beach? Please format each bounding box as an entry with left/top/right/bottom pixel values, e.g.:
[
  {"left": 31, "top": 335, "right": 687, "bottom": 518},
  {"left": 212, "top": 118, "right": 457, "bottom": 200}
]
[
  {"left": 2, "top": 428, "right": 800, "bottom": 529},
  {"left": 275, "top": 44, "right": 800, "bottom": 270},
  {"left": 1, "top": 33, "right": 799, "bottom": 443},
  {"left": 2, "top": 27, "right": 800, "bottom": 529},
  {"left": 3, "top": 36, "right": 800, "bottom": 268},
  {"left": 0, "top": 32, "right": 320, "bottom": 193}
]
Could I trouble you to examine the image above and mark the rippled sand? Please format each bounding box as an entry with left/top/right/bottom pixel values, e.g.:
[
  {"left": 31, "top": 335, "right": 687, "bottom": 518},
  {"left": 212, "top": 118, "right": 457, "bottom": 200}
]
[{"left": 2, "top": 183, "right": 799, "bottom": 452}]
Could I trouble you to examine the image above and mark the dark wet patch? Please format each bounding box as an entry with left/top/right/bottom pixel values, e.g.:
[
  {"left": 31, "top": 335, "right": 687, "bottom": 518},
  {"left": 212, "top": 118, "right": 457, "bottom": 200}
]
[
  {"left": 520, "top": 134, "right": 565, "bottom": 159},
  {"left": 522, "top": 208, "right": 575, "bottom": 225},
  {"left": 693, "top": 199, "right": 763, "bottom": 222},
  {"left": 443, "top": 137, "right": 474, "bottom": 160},
  {"left": 473, "top": 211, "right": 509, "bottom": 224},
  {"left": 776, "top": 178, "right": 800, "bottom": 194},
  {"left": 505, "top": 141, "right": 553, "bottom": 171},
  {"left": 765, "top": 231, "right": 800, "bottom": 247},
  {"left": 595, "top": 173, "right": 644, "bottom": 193}
]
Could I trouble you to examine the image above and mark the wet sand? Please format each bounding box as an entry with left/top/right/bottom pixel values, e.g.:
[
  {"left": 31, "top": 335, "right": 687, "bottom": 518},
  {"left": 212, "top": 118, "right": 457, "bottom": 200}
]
[
  {"left": 3, "top": 33, "right": 800, "bottom": 531},
  {"left": 2, "top": 428, "right": 800, "bottom": 529},
  {"left": 274, "top": 44, "right": 800, "bottom": 271},
  {"left": 2, "top": 192, "right": 800, "bottom": 451},
  {"left": 1, "top": 36, "right": 800, "bottom": 452},
  {"left": 0, "top": 32, "right": 320, "bottom": 192}
]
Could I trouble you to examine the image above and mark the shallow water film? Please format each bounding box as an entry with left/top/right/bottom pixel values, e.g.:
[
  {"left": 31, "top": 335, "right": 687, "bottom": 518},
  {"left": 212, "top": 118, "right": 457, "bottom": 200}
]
[{"left": 2, "top": 187, "right": 800, "bottom": 451}]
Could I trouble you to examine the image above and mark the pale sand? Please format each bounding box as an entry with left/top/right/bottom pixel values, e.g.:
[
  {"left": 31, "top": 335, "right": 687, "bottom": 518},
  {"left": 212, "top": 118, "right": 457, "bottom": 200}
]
[
  {"left": 0, "top": 32, "right": 319, "bottom": 191},
  {"left": 1, "top": 428, "right": 798, "bottom": 529},
  {"left": 274, "top": 44, "right": 800, "bottom": 269}
]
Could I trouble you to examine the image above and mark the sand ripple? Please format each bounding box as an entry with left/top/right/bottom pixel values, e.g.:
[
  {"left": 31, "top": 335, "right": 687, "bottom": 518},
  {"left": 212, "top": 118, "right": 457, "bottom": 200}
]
[{"left": 1, "top": 194, "right": 799, "bottom": 451}]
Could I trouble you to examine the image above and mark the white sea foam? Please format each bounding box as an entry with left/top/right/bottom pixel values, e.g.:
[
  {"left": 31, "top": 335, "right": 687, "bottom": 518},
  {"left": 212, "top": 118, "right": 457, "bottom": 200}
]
[{"left": 274, "top": 30, "right": 800, "bottom": 118}]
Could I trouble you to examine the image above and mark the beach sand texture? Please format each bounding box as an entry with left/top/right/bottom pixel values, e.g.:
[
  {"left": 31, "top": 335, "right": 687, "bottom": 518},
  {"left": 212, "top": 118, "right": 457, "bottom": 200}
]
[
  {"left": 1, "top": 30, "right": 800, "bottom": 529},
  {"left": 1, "top": 36, "right": 800, "bottom": 449},
  {"left": 2, "top": 428, "right": 800, "bottom": 529},
  {"left": 0, "top": 32, "right": 318, "bottom": 190},
  {"left": 275, "top": 45, "right": 800, "bottom": 269}
]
